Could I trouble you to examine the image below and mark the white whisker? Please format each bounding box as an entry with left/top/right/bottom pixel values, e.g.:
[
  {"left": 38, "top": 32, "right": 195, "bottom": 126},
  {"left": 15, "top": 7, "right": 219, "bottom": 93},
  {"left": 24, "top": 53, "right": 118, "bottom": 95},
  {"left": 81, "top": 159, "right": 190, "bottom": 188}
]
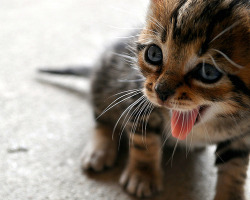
[
  {"left": 97, "top": 91, "right": 142, "bottom": 119},
  {"left": 187, "top": 110, "right": 195, "bottom": 156},
  {"left": 142, "top": 103, "right": 154, "bottom": 148},
  {"left": 113, "top": 96, "right": 145, "bottom": 146},
  {"left": 118, "top": 78, "right": 145, "bottom": 83},
  {"left": 148, "top": 15, "right": 166, "bottom": 31},
  {"left": 138, "top": 100, "right": 152, "bottom": 148},
  {"left": 211, "top": 49, "right": 243, "bottom": 69},
  {"left": 108, "top": 89, "right": 141, "bottom": 98},
  {"left": 130, "top": 99, "right": 149, "bottom": 146},
  {"left": 112, "top": 52, "right": 137, "bottom": 62},
  {"left": 210, "top": 22, "right": 240, "bottom": 43},
  {"left": 119, "top": 97, "right": 147, "bottom": 148},
  {"left": 208, "top": 54, "right": 225, "bottom": 74},
  {"left": 168, "top": 111, "right": 184, "bottom": 166}
]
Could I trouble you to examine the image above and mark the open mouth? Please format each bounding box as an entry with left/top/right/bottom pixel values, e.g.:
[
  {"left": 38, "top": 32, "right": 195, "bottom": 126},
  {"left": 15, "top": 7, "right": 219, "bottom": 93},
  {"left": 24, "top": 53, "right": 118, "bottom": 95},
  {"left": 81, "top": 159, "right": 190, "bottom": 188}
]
[
  {"left": 171, "top": 105, "right": 210, "bottom": 140},
  {"left": 195, "top": 105, "right": 210, "bottom": 124}
]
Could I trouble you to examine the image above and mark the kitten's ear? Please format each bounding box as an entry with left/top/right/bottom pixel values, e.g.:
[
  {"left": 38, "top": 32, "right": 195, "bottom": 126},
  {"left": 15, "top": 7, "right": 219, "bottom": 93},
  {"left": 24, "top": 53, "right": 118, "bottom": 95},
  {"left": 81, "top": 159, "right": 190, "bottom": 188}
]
[
  {"left": 150, "top": 0, "right": 164, "bottom": 4},
  {"left": 148, "top": 0, "right": 165, "bottom": 15},
  {"left": 149, "top": 0, "right": 164, "bottom": 9}
]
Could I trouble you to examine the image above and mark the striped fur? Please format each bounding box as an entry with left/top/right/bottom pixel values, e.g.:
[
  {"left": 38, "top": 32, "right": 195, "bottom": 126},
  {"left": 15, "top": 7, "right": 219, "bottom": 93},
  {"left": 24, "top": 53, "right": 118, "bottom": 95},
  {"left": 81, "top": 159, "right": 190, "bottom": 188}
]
[{"left": 82, "top": 0, "right": 250, "bottom": 199}]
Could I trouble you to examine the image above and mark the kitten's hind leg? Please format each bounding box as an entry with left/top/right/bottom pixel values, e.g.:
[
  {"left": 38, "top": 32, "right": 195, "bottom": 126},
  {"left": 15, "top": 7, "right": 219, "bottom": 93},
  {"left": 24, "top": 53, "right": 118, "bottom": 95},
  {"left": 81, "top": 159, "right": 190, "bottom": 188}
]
[{"left": 81, "top": 124, "right": 118, "bottom": 172}]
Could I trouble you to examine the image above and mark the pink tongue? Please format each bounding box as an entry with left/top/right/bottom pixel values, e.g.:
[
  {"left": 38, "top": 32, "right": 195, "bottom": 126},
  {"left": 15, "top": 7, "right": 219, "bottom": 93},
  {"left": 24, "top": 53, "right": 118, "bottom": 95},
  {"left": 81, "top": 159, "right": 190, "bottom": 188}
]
[{"left": 171, "top": 109, "right": 199, "bottom": 140}]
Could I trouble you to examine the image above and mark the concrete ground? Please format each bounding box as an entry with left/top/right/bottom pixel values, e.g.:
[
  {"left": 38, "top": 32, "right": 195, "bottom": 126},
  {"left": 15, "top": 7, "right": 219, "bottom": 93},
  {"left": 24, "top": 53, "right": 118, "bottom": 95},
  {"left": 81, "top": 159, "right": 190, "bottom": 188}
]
[{"left": 0, "top": 0, "right": 249, "bottom": 200}]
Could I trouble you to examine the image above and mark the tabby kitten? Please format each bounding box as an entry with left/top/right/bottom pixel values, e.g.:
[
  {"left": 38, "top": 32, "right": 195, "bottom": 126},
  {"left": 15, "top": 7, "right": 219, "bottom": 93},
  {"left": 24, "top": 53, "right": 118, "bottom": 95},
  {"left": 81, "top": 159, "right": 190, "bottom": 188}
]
[{"left": 41, "top": 0, "right": 250, "bottom": 199}]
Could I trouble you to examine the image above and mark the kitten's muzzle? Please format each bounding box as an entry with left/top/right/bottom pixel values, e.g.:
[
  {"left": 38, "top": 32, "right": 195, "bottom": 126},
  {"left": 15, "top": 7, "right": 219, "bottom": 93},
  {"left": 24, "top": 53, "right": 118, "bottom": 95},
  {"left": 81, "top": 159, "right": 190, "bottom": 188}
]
[{"left": 154, "top": 83, "right": 175, "bottom": 102}]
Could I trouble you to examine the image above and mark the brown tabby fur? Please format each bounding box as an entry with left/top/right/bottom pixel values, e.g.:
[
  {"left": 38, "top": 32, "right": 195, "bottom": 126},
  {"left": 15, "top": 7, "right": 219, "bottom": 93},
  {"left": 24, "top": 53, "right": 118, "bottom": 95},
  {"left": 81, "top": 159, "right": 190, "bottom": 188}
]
[
  {"left": 39, "top": 0, "right": 250, "bottom": 199},
  {"left": 80, "top": 1, "right": 250, "bottom": 200}
]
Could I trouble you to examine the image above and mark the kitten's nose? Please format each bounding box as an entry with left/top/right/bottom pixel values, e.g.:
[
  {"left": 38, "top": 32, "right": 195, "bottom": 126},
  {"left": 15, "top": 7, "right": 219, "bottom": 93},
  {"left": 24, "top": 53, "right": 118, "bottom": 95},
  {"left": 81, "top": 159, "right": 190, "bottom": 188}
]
[{"left": 155, "top": 83, "right": 175, "bottom": 102}]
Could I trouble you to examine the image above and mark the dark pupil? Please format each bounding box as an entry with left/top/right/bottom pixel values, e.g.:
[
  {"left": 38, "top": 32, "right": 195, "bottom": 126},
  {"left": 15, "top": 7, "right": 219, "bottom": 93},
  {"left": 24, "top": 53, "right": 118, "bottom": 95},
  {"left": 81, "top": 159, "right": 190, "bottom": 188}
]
[
  {"left": 196, "top": 63, "right": 222, "bottom": 84},
  {"left": 203, "top": 65, "right": 219, "bottom": 80},
  {"left": 205, "top": 68, "right": 212, "bottom": 76},
  {"left": 147, "top": 45, "right": 162, "bottom": 64}
]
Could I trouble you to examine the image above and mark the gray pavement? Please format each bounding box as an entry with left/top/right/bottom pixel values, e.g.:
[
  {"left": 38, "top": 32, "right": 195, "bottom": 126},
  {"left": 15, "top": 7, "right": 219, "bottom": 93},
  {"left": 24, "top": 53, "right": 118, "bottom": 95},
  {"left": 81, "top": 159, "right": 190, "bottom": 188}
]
[{"left": 0, "top": 1, "right": 249, "bottom": 200}]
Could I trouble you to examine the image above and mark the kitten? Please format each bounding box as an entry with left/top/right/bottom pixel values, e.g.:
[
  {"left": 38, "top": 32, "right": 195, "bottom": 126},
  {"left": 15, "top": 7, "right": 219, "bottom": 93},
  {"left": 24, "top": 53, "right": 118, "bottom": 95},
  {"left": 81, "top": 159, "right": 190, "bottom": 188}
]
[{"left": 40, "top": 0, "right": 250, "bottom": 199}]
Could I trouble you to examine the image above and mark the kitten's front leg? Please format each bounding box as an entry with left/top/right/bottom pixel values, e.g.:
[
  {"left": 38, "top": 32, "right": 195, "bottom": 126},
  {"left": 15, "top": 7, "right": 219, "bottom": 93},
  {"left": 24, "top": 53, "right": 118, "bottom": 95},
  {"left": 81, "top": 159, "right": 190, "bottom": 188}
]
[
  {"left": 81, "top": 124, "right": 118, "bottom": 172},
  {"left": 120, "top": 132, "right": 163, "bottom": 198},
  {"left": 214, "top": 142, "right": 249, "bottom": 200}
]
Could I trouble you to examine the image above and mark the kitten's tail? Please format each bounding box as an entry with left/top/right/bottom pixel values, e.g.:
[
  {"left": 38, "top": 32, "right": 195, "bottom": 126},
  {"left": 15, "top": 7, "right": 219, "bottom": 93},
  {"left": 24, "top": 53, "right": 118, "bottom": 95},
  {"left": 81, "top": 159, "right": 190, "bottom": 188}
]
[{"left": 38, "top": 66, "right": 92, "bottom": 77}]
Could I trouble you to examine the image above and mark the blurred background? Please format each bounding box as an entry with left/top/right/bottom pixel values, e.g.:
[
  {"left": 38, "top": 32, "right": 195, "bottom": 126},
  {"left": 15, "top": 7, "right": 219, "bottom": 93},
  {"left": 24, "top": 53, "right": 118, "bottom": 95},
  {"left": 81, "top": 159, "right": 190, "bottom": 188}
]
[{"left": 0, "top": 0, "right": 249, "bottom": 200}]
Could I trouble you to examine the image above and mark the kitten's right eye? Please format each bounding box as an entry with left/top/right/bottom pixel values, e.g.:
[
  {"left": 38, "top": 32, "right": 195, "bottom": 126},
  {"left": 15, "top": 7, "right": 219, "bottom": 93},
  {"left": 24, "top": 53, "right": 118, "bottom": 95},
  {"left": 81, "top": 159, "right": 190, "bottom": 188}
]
[{"left": 145, "top": 45, "right": 163, "bottom": 65}]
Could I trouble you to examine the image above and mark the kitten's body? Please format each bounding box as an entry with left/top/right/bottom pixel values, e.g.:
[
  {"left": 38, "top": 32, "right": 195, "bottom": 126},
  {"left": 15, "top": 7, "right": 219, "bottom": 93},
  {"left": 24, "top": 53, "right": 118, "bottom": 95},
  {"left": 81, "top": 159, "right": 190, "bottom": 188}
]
[
  {"left": 85, "top": 1, "right": 250, "bottom": 199},
  {"left": 40, "top": 0, "right": 250, "bottom": 199},
  {"left": 82, "top": 30, "right": 250, "bottom": 199}
]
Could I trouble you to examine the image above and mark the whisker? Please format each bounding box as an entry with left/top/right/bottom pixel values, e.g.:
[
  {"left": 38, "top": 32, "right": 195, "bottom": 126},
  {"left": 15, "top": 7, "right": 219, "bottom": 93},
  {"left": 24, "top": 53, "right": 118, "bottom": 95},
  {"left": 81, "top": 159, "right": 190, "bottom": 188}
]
[
  {"left": 148, "top": 15, "right": 166, "bottom": 31},
  {"left": 115, "top": 33, "right": 155, "bottom": 40},
  {"left": 142, "top": 103, "right": 154, "bottom": 148},
  {"left": 185, "top": 112, "right": 189, "bottom": 158},
  {"left": 97, "top": 91, "right": 142, "bottom": 119},
  {"left": 187, "top": 110, "right": 195, "bottom": 156},
  {"left": 208, "top": 54, "right": 225, "bottom": 74},
  {"left": 137, "top": 100, "right": 152, "bottom": 147},
  {"left": 161, "top": 120, "right": 172, "bottom": 149},
  {"left": 118, "top": 78, "right": 145, "bottom": 83},
  {"left": 107, "top": 25, "right": 144, "bottom": 31},
  {"left": 171, "top": 110, "right": 182, "bottom": 132},
  {"left": 130, "top": 98, "right": 149, "bottom": 147},
  {"left": 118, "top": 97, "right": 147, "bottom": 148},
  {"left": 115, "top": 35, "right": 139, "bottom": 39},
  {"left": 131, "top": 99, "right": 149, "bottom": 135},
  {"left": 167, "top": 111, "right": 184, "bottom": 166},
  {"left": 161, "top": 126, "right": 172, "bottom": 149},
  {"left": 210, "top": 22, "right": 240, "bottom": 43},
  {"left": 113, "top": 96, "right": 145, "bottom": 147},
  {"left": 211, "top": 49, "right": 243, "bottom": 69},
  {"left": 108, "top": 89, "right": 141, "bottom": 98},
  {"left": 102, "top": 90, "right": 141, "bottom": 113},
  {"left": 120, "top": 97, "right": 146, "bottom": 136},
  {"left": 111, "top": 52, "right": 137, "bottom": 62},
  {"left": 137, "top": 38, "right": 155, "bottom": 45}
]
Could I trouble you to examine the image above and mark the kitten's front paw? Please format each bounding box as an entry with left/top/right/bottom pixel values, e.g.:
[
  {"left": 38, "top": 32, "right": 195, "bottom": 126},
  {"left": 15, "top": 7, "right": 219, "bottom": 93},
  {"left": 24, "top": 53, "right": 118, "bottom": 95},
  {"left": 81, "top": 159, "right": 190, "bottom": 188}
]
[
  {"left": 81, "top": 141, "right": 117, "bottom": 172},
  {"left": 119, "top": 167, "right": 163, "bottom": 198},
  {"left": 214, "top": 194, "right": 246, "bottom": 200}
]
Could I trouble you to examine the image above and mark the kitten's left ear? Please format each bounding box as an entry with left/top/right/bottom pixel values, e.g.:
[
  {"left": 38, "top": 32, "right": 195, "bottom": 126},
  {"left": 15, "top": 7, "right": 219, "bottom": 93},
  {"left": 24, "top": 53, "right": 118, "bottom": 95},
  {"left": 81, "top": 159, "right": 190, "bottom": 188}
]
[
  {"left": 150, "top": 0, "right": 164, "bottom": 4},
  {"left": 149, "top": 0, "right": 164, "bottom": 8},
  {"left": 148, "top": 0, "right": 165, "bottom": 18}
]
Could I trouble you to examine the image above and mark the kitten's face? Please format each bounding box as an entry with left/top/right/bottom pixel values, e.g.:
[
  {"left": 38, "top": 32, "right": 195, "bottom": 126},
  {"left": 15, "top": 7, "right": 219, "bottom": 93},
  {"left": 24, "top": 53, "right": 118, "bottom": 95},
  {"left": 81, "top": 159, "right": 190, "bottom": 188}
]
[{"left": 137, "top": 0, "right": 250, "bottom": 124}]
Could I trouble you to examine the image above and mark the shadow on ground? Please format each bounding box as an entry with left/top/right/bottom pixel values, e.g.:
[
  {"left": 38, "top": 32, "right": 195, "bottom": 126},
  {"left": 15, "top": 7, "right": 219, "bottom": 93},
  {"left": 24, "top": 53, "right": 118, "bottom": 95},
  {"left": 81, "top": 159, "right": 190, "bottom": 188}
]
[{"left": 84, "top": 144, "right": 216, "bottom": 200}]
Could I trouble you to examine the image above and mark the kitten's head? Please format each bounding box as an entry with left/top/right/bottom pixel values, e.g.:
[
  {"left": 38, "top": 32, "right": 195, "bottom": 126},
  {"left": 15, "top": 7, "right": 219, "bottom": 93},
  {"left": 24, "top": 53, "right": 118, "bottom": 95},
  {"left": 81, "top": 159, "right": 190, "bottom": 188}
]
[{"left": 137, "top": 0, "right": 249, "bottom": 129}]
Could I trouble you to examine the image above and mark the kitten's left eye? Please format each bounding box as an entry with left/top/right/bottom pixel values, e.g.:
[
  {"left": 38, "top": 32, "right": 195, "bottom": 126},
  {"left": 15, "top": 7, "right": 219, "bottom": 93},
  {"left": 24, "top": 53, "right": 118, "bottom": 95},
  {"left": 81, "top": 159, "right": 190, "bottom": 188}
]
[
  {"left": 145, "top": 45, "right": 163, "bottom": 65},
  {"left": 196, "top": 63, "right": 222, "bottom": 83}
]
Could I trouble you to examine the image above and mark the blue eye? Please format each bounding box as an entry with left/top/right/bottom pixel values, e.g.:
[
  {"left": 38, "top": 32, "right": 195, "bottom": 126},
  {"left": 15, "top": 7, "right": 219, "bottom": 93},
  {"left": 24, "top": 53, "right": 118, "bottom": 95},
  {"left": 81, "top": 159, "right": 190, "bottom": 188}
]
[
  {"left": 146, "top": 45, "right": 163, "bottom": 65},
  {"left": 197, "top": 63, "right": 222, "bottom": 83}
]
